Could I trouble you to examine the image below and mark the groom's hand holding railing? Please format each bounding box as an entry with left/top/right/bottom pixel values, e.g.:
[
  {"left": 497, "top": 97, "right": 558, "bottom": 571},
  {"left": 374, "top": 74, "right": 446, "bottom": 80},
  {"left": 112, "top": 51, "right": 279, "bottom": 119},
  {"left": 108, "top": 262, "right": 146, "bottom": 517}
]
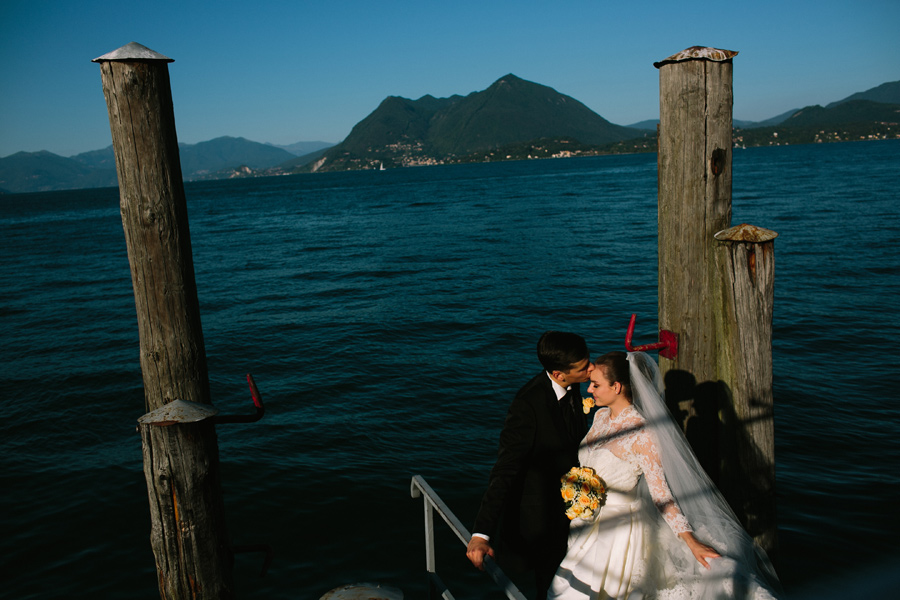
[{"left": 465, "top": 534, "right": 495, "bottom": 571}]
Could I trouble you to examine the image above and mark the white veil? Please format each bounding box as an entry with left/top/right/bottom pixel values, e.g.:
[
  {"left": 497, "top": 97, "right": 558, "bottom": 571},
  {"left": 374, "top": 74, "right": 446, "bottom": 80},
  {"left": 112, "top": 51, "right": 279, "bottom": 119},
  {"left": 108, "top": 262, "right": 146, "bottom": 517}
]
[{"left": 627, "top": 352, "right": 782, "bottom": 599}]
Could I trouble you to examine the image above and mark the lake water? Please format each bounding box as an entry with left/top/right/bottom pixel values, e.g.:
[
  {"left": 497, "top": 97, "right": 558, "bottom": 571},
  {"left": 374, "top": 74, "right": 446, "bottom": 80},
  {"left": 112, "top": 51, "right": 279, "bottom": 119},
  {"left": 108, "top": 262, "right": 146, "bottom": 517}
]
[{"left": 2, "top": 140, "right": 898, "bottom": 598}]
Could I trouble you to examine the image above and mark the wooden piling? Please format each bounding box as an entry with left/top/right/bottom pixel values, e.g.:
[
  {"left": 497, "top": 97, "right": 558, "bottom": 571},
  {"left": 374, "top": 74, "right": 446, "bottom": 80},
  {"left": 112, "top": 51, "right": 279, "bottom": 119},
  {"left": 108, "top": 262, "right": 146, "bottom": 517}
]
[
  {"left": 655, "top": 46, "right": 736, "bottom": 388},
  {"left": 655, "top": 47, "right": 777, "bottom": 553},
  {"left": 94, "top": 42, "right": 234, "bottom": 598},
  {"left": 714, "top": 224, "right": 778, "bottom": 553}
]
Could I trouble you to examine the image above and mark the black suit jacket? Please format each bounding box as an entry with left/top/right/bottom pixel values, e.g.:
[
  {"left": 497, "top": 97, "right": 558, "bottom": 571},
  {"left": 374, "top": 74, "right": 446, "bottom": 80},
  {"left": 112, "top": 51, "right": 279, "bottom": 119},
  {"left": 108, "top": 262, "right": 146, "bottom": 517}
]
[{"left": 472, "top": 371, "right": 587, "bottom": 574}]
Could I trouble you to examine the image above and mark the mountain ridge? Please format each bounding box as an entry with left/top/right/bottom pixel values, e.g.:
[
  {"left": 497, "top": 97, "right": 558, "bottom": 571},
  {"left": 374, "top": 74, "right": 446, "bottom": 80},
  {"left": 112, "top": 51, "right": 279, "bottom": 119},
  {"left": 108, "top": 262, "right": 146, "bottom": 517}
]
[
  {"left": 2, "top": 78, "right": 898, "bottom": 193},
  {"left": 309, "top": 74, "right": 642, "bottom": 172},
  {"left": 826, "top": 81, "right": 900, "bottom": 109}
]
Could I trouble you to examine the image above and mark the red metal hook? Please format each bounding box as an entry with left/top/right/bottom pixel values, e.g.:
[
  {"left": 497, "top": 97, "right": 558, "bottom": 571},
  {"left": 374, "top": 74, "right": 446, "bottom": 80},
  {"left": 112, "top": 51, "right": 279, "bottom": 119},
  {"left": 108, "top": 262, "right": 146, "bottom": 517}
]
[
  {"left": 624, "top": 314, "right": 678, "bottom": 359},
  {"left": 212, "top": 374, "right": 266, "bottom": 425},
  {"left": 247, "top": 373, "right": 263, "bottom": 409}
]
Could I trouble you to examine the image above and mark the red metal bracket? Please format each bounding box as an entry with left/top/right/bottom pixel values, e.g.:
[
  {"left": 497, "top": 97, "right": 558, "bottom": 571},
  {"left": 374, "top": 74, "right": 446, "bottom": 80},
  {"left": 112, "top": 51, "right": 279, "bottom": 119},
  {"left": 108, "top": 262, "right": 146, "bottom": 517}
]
[
  {"left": 624, "top": 314, "right": 678, "bottom": 360},
  {"left": 212, "top": 374, "right": 266, "bottom": 425}
]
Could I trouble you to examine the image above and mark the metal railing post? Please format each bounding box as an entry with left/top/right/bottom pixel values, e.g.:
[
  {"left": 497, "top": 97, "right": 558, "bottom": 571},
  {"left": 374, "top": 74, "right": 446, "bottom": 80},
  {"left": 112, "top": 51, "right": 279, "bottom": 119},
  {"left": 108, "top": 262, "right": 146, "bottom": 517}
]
[
  {"left": 410, "top": 475, "right": 526, "bottom": 600},
  {"left": 423, "top": 495, "right": 436, "bottom": 572}
]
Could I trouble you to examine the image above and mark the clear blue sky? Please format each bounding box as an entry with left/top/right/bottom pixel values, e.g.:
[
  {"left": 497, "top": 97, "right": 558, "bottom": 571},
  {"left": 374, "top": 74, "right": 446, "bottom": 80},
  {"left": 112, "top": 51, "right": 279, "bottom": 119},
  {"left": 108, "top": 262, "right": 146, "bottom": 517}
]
[{"left": 2, "top": 0, "right": 898, "bottom": 158}]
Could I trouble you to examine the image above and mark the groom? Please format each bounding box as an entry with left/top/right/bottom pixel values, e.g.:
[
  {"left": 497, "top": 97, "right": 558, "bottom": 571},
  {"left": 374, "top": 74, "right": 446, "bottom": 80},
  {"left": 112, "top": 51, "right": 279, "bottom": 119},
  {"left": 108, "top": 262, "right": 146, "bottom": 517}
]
[{"left": 466, "top": 331, "right": 591, "bottom": 599}]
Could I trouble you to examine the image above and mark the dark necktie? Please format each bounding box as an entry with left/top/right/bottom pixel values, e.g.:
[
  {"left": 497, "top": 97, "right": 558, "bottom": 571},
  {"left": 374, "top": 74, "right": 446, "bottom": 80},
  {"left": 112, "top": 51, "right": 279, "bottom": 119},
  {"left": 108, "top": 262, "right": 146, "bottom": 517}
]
[{"left": 561, "top": 388, "right": 580, "bottom": 439}]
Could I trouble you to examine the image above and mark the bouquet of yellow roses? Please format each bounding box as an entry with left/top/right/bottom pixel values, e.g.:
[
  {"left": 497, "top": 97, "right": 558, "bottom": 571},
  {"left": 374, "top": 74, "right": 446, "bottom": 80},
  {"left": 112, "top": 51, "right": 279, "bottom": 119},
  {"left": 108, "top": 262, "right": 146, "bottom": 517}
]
[{"left": 561, "top": 466, "right": 606, "bottom": 521}]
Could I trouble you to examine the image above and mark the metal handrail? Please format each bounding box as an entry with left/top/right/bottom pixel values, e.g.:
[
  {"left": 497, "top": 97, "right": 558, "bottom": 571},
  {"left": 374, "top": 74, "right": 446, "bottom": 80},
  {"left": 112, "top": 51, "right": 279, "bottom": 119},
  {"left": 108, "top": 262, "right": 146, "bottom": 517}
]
[{"left": 409, "top": 475, "right": 527, "bottom": 600}]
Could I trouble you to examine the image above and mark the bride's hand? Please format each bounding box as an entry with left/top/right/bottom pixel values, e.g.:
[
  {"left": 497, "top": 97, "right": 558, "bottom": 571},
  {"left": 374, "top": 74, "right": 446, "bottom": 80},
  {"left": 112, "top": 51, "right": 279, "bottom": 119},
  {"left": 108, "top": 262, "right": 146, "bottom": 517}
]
[{"left": 679, "top": 532, "right": 721, "bottom": 569}]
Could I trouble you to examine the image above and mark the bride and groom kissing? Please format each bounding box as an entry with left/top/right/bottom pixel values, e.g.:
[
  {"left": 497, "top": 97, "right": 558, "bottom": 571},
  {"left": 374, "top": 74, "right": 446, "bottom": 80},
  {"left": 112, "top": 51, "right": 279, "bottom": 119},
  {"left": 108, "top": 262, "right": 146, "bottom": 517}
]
[{"left": 466, "top": 331, "right": 780, "bottom": 600}]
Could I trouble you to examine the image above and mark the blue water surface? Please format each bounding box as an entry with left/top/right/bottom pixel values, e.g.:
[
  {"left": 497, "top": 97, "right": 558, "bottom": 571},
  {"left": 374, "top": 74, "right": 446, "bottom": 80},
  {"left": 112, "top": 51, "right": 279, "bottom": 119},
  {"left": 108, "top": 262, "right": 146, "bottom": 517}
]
[{"left": 1, "top": 140, "right": 898, "bottom": 598}]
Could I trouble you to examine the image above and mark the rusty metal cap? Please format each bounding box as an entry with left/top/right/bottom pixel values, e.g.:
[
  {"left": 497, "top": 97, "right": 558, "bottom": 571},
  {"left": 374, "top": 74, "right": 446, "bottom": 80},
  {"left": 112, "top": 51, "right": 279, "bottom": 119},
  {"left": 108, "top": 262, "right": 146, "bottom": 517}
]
[
  {"left": 654, "top": 46, "right": 738, "bottom": 68},
  {"left": 137, "top": 399, "right": 219, "bottom": 426},
  {"left": 714, "top": 223, "right": 779, "bottom": 243}
]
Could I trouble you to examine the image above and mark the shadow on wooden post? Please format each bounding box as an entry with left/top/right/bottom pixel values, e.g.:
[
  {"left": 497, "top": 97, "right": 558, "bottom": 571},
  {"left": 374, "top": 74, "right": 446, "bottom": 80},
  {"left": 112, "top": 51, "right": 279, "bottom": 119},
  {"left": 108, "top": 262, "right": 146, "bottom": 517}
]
[
  {"left": 93, "top": 42, "right": 234, "bottom": 599},
  {"left": 655, "top": 47, "right": 778, "bottom": 555},
  {"left": 715, "top": 224, "right": 779, "bottom": 555}
]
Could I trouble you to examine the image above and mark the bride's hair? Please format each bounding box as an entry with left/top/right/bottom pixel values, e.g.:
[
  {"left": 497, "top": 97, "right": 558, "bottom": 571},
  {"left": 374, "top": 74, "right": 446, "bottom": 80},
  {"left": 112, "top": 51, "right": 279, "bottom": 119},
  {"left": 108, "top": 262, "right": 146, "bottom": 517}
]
[{"left": 595, "top": 351, "right": 632, "bottom": 399}]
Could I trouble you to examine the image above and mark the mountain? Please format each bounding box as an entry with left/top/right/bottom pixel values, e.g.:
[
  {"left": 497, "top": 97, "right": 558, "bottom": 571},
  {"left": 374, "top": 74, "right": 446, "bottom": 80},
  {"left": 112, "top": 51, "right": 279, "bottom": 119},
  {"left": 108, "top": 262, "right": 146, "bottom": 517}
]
[
  {"left": 780, "top": 99, "right": 900, "bottom": 127},
  {"left": 333, "top": 94, "right": 452, "bottom": 159},
  {"left": 0, "top": 151, "right": 117, "bottom": 193},
  {"left": 733, "top": 99, "right": 900, "bottom": 146},
  {"left": 308, "top": 74, "right": 642, "bottom": 172},
  {"left": 177, "top": 136, "right": 296, "bottom": 177},
  {"left": 4, "top": 78, "right": 898, "bottom": 193},
  {"left": 72, "top": 147, "right": 117, "bottom": 170},
  {"left": 274, "top": 146, "right": 333, "bottom": 170},
  {"left": 1, "top": 136, "right": 301, "bottom": 193},
  {"left": 627, "top": 119, "right": 660, "bottom": 130},
  {"left": 73, "top": 136, "right": 298, "bottom": 178},
  {"left": 827, "top": 80, "right": 900, "bottom": 108},
  {"left": 428, "top": 75, "right": 638, "bottom": 153},
  {"left": 741, "top": 109, "right": 800, "bottom": 129},
  {"left": 729, "top": 80, "right": 900, "bottom": 140},
  {"left": 269, "top": 141, "right": 334, "bottom": 156},
  {"left": 629, "top": 108, "right": 800, "bottom": 131}
]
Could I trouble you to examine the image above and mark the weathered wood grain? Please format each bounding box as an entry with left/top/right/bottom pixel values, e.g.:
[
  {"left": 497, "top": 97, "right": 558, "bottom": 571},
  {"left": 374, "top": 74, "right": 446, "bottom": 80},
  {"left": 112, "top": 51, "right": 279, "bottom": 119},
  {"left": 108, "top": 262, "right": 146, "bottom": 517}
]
[
  {"left": 656, "top": 50, "right": 777, "bottom": 553},
  {"left": 715, "top": 226, "right": 778, "bottom": 552},
  {"left": 97, "top": 50, "right": 234, "bottom": 599}
]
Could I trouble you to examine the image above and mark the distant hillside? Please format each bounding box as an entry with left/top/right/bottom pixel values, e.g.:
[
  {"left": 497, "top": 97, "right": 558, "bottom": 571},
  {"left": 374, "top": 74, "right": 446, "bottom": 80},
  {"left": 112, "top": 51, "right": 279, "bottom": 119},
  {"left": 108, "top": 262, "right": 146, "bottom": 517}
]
[
  {"left": 4, "top": 78, "right": 899, "bottom": 193},
  {"left": 275, "top": 146, "right": 333, "bottom": 170},
  {"left": 0, "top": 151, "right": 117, "bottom": 193},
  {"left": 627, "top": 119, "right": 659, "bottom": 130},
  {"left": 72, "top": 147, "right": 117, "bottom": 170},
  {"left": 269, "top": 141, "right": 334, "bottom": 156},
  {"left": 827, "top": 80, "right": 900, "bottom": 108},
  {"left": 308, "top": 74, "right": 643, "bottom": 172},
  {"left": 630, "top": 109, "right": 800, "bottom": 131},
  {"left": 73, "top": 136, "right": 298, "bottom": 179},
  {"left": 782, "top": 99, "right": 900, "bottom": 126},
  {"left": 733, "top": 99, "right": 900, "bottom": 146},
  {"left": 178, "top": 136, "right": 296, "bottom": 178},
  {"left": 1, "top": 136, "right": 301, "bottom": 193},
  {"left": 743, "top": 109, "right": 801, "bottom": 128}
]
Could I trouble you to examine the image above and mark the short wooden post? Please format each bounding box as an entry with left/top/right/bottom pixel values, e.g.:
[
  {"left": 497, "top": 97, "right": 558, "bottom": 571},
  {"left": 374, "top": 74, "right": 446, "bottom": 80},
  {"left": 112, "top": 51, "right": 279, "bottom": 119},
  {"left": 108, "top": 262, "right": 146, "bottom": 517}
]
[
  {"left": 714, "top": 224, "right": 778, "bottom": 553},
  {"left": 655, "top": 47, "right": 777, "bottom": 552},
  {"left": 94, "top": 43, "right": 234, "bottom": 598}
]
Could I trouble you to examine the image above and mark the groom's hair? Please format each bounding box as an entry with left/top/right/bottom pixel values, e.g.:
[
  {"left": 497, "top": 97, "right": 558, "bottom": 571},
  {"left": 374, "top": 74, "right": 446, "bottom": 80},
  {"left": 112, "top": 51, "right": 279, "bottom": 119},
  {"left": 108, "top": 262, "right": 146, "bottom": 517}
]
[{"left": 537, "top": 331, "right": 589, "bottom": 373}]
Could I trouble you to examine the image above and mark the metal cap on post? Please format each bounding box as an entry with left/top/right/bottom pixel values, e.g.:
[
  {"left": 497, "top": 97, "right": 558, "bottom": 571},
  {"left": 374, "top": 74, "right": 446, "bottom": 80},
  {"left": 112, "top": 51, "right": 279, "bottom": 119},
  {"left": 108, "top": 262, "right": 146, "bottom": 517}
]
[
  {"left": 93, "top": 41, "right": 174, "bottom": 63},
  {"left": 653, "top": 45, "right": 738, "bottom": 68}
]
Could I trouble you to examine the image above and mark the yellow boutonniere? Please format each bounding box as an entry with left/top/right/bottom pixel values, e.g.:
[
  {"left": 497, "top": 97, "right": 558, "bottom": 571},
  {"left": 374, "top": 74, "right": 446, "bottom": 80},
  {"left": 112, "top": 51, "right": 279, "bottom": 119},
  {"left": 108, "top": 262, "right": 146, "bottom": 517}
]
[{"left": 582, "top": 396, "right": 595, "bottom": 414}]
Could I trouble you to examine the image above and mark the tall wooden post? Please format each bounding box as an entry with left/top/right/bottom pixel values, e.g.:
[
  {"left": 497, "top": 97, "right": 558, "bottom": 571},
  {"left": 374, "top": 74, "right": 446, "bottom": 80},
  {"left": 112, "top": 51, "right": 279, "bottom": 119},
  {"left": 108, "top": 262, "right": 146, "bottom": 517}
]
[
  {"left": 656, "top": 46, "right": 736, "bottom": 388},
  {"left": 655, "top": 47, "right": 777, "bottom": 553},
  {"left": 94, "top": 43, "right": 234, "bottom": 598}
]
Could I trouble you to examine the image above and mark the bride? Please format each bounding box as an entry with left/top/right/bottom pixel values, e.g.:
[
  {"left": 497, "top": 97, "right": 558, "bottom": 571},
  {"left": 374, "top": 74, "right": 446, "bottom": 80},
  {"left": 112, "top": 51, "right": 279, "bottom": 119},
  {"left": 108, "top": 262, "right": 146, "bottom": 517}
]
[{"left": 548, "top": 351, "right": 781, "bottom": 599}]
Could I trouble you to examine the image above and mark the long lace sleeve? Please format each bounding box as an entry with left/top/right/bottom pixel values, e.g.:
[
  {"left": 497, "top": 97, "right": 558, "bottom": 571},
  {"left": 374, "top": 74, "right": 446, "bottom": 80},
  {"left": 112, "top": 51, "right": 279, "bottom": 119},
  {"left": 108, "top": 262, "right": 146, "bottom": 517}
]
[{"left": 632, "top": 428, "right": 692, "bottom": 534}]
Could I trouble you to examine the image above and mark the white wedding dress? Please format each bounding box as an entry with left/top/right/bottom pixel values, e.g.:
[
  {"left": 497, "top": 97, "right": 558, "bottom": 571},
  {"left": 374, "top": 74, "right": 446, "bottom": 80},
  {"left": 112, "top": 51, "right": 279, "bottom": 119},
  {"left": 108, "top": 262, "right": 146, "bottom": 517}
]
[
  {"left": 549, "top": 405, "right": 691, "bottom": 600},
  {"left": 548, "top": 353, "right": 781, "bottom": 600}
]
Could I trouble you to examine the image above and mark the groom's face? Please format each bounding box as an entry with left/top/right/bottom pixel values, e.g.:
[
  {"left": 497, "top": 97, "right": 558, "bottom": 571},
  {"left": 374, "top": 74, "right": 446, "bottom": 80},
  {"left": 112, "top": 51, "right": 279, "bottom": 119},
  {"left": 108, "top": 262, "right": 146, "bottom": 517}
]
[{"left": 558, "top": 358, "right": 592, "bottom": 385}]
